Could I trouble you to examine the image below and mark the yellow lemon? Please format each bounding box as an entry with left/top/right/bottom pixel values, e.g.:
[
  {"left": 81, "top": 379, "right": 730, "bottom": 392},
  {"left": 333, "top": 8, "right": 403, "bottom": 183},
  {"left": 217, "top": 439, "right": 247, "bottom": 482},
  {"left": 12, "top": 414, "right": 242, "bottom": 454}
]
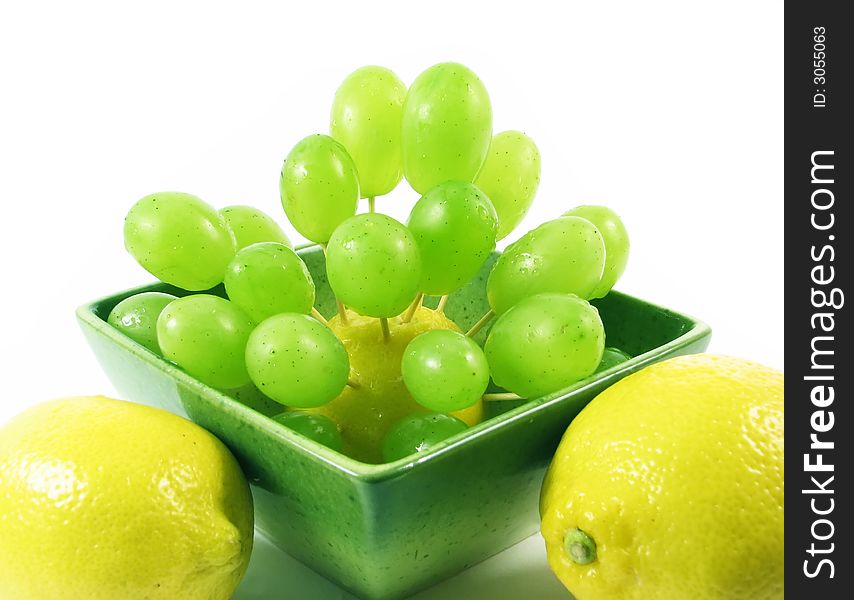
[
  {"left": 540, "top": 354, "right": 783, "bottom": 600},
  {"left": 309, "top": 306, "right": 482, "bottom": 463},
  {"left": 0, "top": 396, "right": 254, "bottom": 600}
]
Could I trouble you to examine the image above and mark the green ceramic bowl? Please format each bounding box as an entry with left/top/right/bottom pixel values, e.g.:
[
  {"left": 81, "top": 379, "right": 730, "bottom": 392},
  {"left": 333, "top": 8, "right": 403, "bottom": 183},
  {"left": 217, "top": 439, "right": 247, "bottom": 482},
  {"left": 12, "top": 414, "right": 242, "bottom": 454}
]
[{"left": 77, "top": 247, "right": 710, "bottom": 600}]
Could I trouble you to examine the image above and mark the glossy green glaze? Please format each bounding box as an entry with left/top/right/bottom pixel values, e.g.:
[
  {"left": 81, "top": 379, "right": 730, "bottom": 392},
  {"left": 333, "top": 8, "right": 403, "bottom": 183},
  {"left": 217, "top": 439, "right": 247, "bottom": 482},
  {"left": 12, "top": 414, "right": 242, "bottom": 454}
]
[{"left": 77, "top": 246, "right": 711, "bottom": 600}]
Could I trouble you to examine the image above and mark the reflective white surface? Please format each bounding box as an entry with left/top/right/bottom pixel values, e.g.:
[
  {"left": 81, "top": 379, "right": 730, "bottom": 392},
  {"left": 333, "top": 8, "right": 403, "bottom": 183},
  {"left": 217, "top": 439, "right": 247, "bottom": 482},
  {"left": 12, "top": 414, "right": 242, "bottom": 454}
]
[{"left": 234, "top": 532, "right": 570, "bottom": 600}]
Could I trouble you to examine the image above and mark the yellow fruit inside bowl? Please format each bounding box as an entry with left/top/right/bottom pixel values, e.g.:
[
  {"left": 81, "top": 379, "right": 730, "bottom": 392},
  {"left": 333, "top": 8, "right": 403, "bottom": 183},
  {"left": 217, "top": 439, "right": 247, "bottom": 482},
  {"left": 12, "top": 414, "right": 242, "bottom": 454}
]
[{"left": 306, "top": 306, "right": 483, "bottom": 463}]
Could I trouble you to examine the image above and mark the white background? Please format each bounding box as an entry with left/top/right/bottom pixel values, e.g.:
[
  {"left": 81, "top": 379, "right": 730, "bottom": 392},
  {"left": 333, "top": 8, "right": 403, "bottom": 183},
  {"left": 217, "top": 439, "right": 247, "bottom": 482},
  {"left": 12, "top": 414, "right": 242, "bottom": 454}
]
[{"left": 0, "top": 1, "right": 782, "bottom": 598}]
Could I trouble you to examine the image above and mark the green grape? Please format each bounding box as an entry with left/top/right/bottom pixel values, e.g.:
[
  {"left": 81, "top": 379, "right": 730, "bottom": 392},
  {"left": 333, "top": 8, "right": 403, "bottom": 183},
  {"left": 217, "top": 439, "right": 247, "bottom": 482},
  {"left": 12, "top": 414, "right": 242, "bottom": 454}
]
[
  {"left": 382, "top": 413, "right": 468, "bottom": 462},
  {"left": 124, "top": 192, "right": 236, "bottom": 290},
  {"left": 595, "top": 346, "right": 632, "bottom": 373},
  {"left": 402, "top": 330, "right": 490, "bottom": 412},
  {"left": 407, "top": 181, "right": 498, "bottom": 295},
  {"left": 157, "top": 295, "right": 254, "bottom": 389},
  {"left": 230, "top": 382, "right": 287, "bottom": 417},
  {"left": 220, "top": 205, "right": 291, "bottom": 251},
  {"left": 280, "top": 134, "right": 359, "bottom": 243},
  {"left": 272, "top": 411, "right": 343, "bottom": 452},
  {"left": 330, "top": 66, "right": 406, "bottom": 199},
  {"left": 564, "top": 205, "right": 630, "bottom": 298},
  {"left": 487, "top": 216, "right": 606, "bottom": 314},
  {"left": 107, "top": 291, "right": 176, "bottom": 353},
  {"left": 224, "top": 242, "right": 315, "bottom": 323},
  {"left": 245, "top": 313, "right": 349, "bottom": 408},
  {"left": 484, "top": 293, "right": 604, "bottom": 398},
  {"left": 325, "top": 213, "right": 421, "bottom": 317},
  {"left": 474, "top": 131, "right": 541, "bottom": 240},
  {"left": 402, "top": 62, "right": 492, "bottom": 194}
]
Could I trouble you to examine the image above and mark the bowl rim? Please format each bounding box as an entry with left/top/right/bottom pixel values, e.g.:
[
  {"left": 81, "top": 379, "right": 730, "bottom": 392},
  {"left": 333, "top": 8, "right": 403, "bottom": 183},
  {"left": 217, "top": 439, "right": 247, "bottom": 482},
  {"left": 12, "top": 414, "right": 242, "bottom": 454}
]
[{"left": 77, "top": 284, "right": 710, "bottom": 483}]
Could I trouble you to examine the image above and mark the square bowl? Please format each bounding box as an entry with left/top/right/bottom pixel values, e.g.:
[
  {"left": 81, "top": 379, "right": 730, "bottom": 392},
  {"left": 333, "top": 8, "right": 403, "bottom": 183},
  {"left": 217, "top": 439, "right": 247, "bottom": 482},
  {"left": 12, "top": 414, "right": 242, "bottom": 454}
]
[{"left": 77, "top": 246, "right": 710, "bottom": 600}]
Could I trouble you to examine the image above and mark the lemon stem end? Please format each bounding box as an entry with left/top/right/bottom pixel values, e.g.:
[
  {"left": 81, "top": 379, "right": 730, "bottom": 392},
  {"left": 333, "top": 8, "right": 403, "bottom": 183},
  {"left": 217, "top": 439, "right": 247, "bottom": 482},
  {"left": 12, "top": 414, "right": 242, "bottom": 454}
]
[{"left": 564, "top": 528, "right": 596, "bottom": 565}]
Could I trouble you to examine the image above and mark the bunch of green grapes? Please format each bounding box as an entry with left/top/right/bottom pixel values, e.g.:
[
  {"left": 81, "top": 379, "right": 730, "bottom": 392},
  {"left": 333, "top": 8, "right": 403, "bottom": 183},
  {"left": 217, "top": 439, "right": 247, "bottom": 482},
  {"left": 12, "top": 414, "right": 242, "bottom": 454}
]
[{"left": 115, "top": 62, "right": 634, "bottom": 463}]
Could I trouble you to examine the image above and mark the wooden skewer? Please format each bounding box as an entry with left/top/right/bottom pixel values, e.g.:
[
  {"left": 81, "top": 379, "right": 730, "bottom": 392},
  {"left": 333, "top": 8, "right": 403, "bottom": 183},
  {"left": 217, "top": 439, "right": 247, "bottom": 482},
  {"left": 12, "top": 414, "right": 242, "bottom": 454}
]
[
  {"left": 380, "top": 317, "right": 391, "bottom": 342},
  {"left": 465, "top": 309, "right": 496, "bottom": 338},
  {"left": 310, "top": 307, "right": 328, "bottom": 326},
  {"left": 347, "top": 378, "right": 362, "bottom": 390},
  {"left": 436, "top": 295, "right": 449, "bottom": 314},
  {"left": 336, "top": 298, "right": 349, "bottom": 324},
  {"left": 368, "top": 197, "right": 376, "bottom": 213},
  {"left": 402, "top": 292, "right": 424, "bottom": 323},
  {"left": 482, "top": 392, "right": 524, "bottom": 402}
]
